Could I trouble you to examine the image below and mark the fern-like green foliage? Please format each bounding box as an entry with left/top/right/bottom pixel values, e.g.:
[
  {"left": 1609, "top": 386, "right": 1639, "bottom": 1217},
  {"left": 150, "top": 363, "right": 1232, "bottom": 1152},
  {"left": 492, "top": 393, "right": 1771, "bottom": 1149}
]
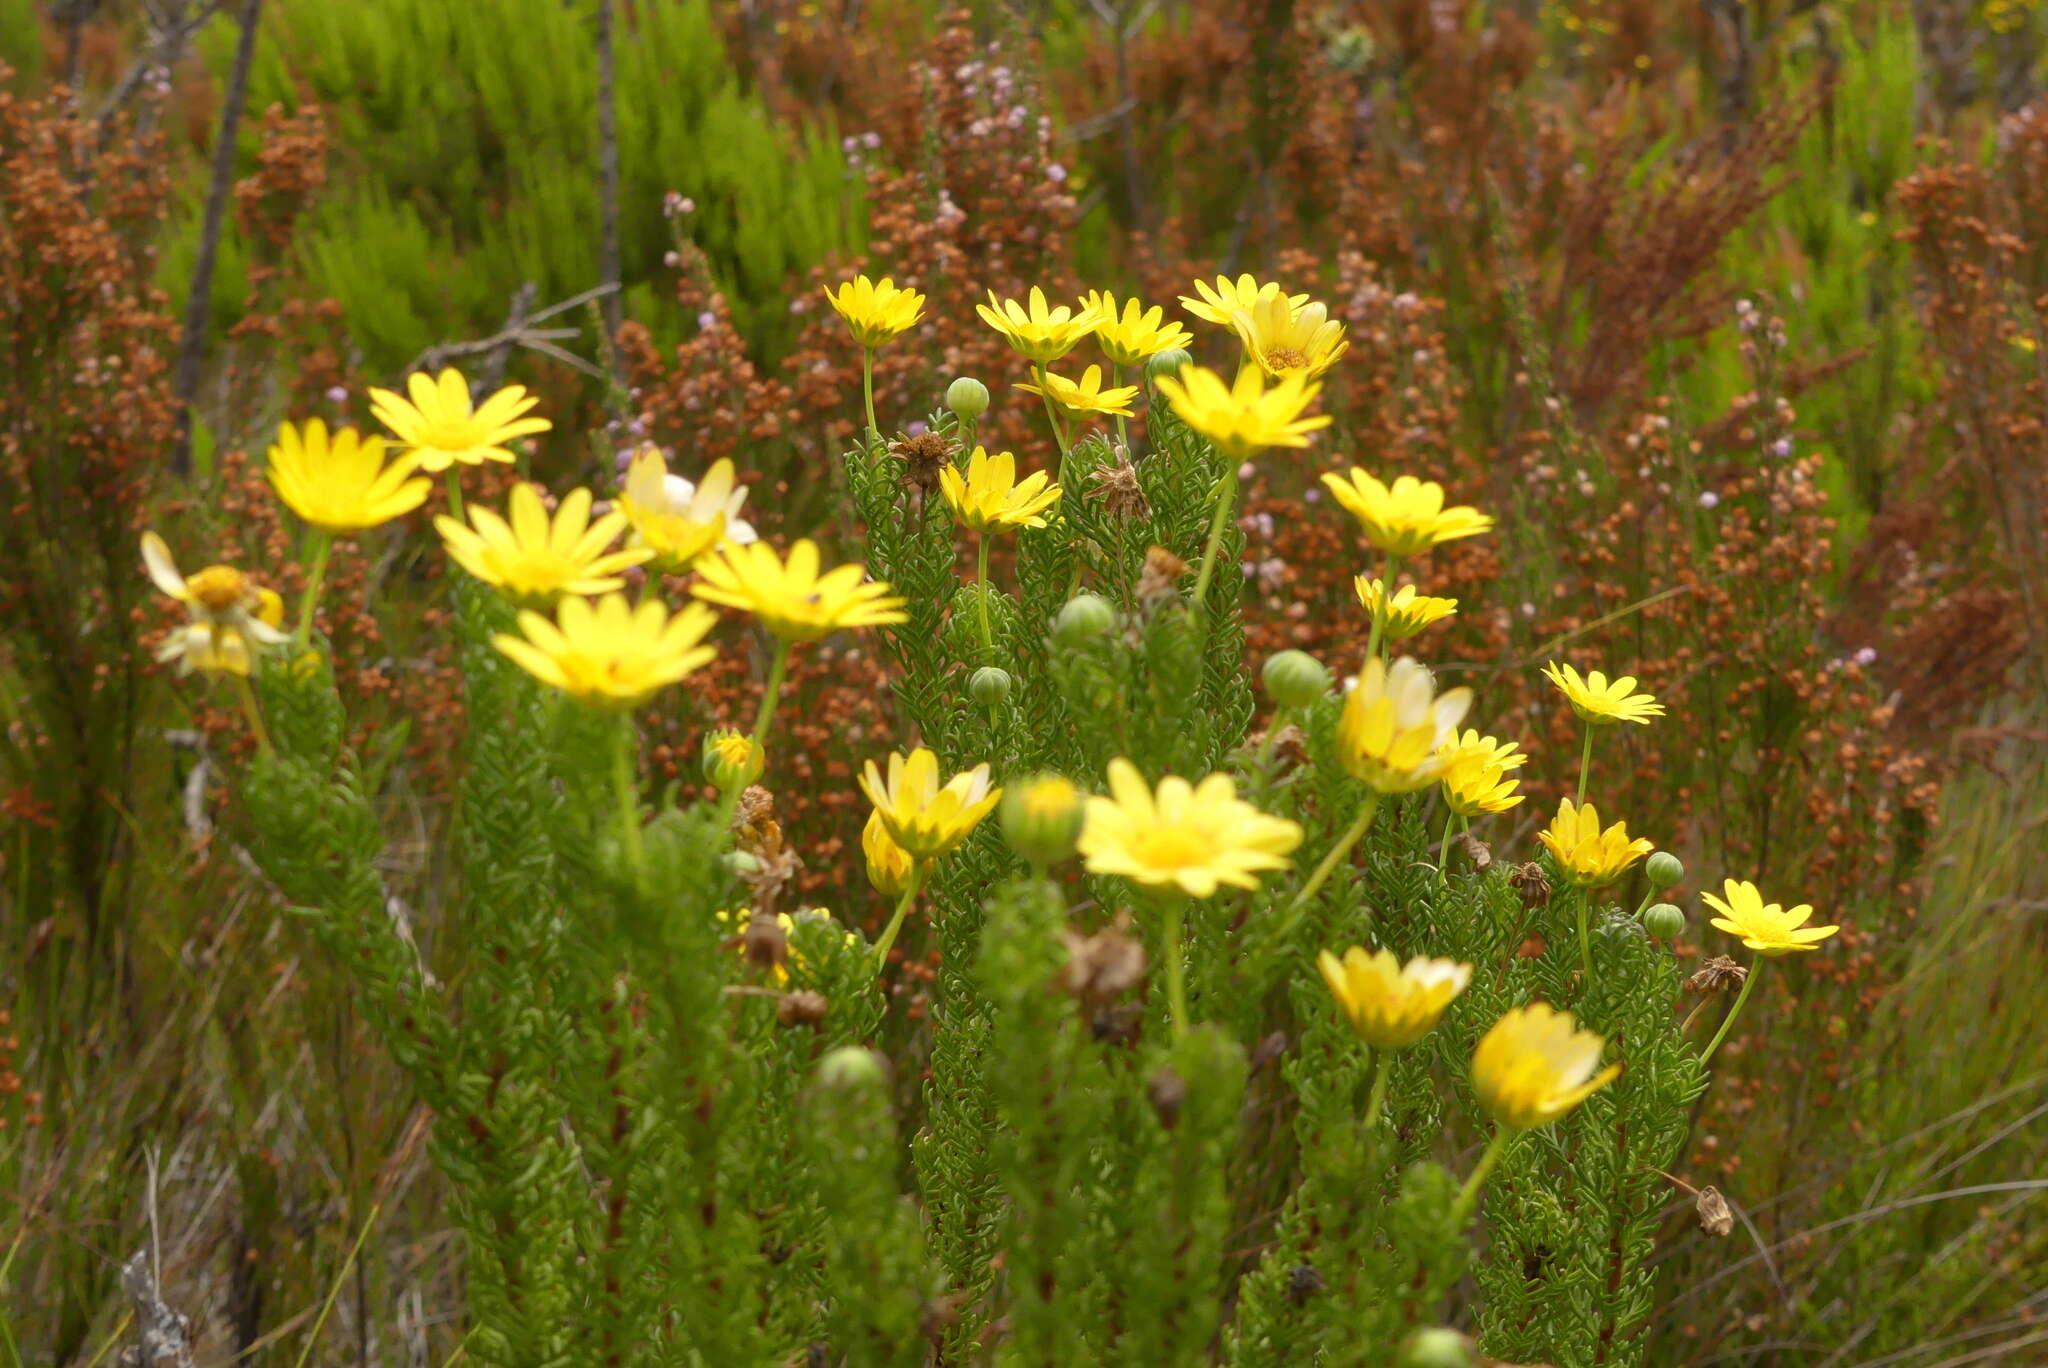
[
  {"left": 236, "top": 371, "right": 1750, "bottom": 1368},
  {"left": 173, "top": 0, "right": 852, "bottom": 371}
]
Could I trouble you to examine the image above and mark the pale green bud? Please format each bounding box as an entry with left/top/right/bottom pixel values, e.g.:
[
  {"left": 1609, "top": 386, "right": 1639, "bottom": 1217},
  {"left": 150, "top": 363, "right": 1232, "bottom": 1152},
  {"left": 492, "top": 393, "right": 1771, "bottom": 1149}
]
[
  {"left": 969, "top": 665, "right": 1013, "bottom": 706},
  {"left": 1645, "top": 902, "right": 1686, "bottom": 940},
  {"left": 1262, "top": 650, "right": 1331, "bottom": 708},
  {"left": 1144, "top": 347, "right": 1193, "bottom": 381},
  {"left": 1000, "top": 774, "right": 1085, "bottom": 866},
  {"left": 1053, "top": 593, "right": 1115, "bottom": 645},
  {"left": 945, "top": 376, "right": 990, "bottom": 420},
  {"left": 1646, "top": 851, "right": 1684, "bottom": 889}
]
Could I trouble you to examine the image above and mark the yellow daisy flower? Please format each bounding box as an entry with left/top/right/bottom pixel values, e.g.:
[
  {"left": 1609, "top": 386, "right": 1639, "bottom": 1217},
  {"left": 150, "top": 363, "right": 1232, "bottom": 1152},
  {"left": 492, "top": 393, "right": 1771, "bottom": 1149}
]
[
  {"left": 491, "top": 592, "right": 717, "bottom": 709},
  {"left": 975, "top": 286, "right": 1105, "bottom": 364},
  {"left": 616, "top": 447, "right": 756, "bottom": 571},
  {"left": 1320, "top": 471, "right": 1494, "bottom": 557},
  {"left": 1318, "top": 946, "right": 1472, "bottom": 1049},
  {"left": 141, "top": 532, "right": 288, "bottom": 676},
  {"left": 1472, "top": 1003, "right": 1621, "bottom": 1131},
  {"left": 1537, "top": 798, "right": 1654, "bottom": 888},
  {"left": 859, "top": 747, "right": 1002, "bottom": 861},
  {"left": 1702, "top": 878, "right": 1839, "bottom": 957},
  {"left": 1542, "top": 662, "right": 1666, "bottom": 726},
  {"left": 702, "top": 730, "right": 766, "bottom": 791},
  {"left": 266, "top": 419, "right": 429, "bottom": 532},
  {"left": 1078, "top": 758, "right": 1303, "bottom": 899},
  {"left": 1151, "top": 363, "right": 1331, "bottom": 460},
  {"left": 436, "top": 484, "right": 652, "bottom": 605},
  {"left": 1229, "top": 289, "right": 1349, "bottom": 381},
  {"left": 938, "top": 446, "right": 1062, "bottom": 531},
  {"left": 1440, "top": 753, "right": 1525, "bottom": 817},
  {"left": 1178, "top": 274, "right": 1310, "bottom": 328},
  {"left": 1438, "top": 729, "right": 1530, "bottom": 771},
  {"left": 1084, "top": 290, "right": 1194, "bottom": 368},
  {"left": 368, "top": 367, "right": 552, "bottom": 473},
  {"left": 1015, "top": 364, "right": 1139, "bottom": 418},
  {"left": 1354, "top": 577, "right": 1458, "bottom": 641},
  {"left": 715, "top": 907, "right": 858, "bottom": 985},
  {"left": 863, "top": 811, "right": 916, "bottom": 897},
  {"left": 1335, "top": 656, "right": 1473, "bottom": 794},
  {"left": 691, "top": 539, "right": 908, "bottom": 643},
  {"left": 821, "top": 274, "right": 926, "bottom": 348}
]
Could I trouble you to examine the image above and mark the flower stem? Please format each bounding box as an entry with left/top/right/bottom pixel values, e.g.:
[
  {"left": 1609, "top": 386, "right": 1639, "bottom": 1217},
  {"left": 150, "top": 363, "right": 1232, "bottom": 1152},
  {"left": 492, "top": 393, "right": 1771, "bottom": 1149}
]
[
  {"left": 1160, "top": 896, "right": 1189, "bottom": 1040},
  {"left": 1451, "top": 1127, "right": 1513, "bottom": 1224},
  {"left": 870, "top": 862, "right": 927, "bottom": 969},
  {"left": 1274, "top": 793, "right": 1382, "bottom": 941},
  {"left": 713, "top": 639, "right": 792, "bottom": 838},
  {"left": 614, "top": 718, "right": 644, "bottom": 875},
  {"left": 1576, "top": 727, "right": 1595, "bottom": 806},
  {"left": 861, "top": 347, "right": 879, "bottom": 442},
  {"left": 1362, "top": 1049, "right": 1390, "bottom": 1130},
  {"left": 294, "top": 529, "right": 333, "bottom": 652},
  {"left": 444, "top": 467, "right": 464, "bottom": 523},
  {"left": 1700, "top": 958, "right": 1762, "bottom": 1064},
  {"left": 233, "top": 673, "right": 272, "bottom": 754},
  {"left": 976, "top": 533, "right": 994, "bottom": 658},
  {"left": 1189, "top": 463, "right": 1241, "bottom": 610},
  {"left": 1112, "top": 362, "right": 1129, "bottom": 451},
  {"left": 1031, "top": 364, "right": 1071, "bottom": 458},
  {"left": 1363, "top": 551, "right": 1396, "bottom": 662},
  {"left": 1437, "top": 811, "right": 1458, "bottom": 885},
  {"left": 1577, "top": 888, "right": 1594, "bottom": 985}
]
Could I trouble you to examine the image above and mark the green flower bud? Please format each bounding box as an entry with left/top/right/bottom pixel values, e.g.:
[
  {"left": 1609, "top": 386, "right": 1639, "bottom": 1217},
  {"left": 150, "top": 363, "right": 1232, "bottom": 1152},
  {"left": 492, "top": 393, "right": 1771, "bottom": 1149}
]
[
  {"left": 1000, "top": 774, "right": 1085, "bottom": 866},
  {"left": 702, "top": 728, "right": 765, "bottom": 791},
  {"left": 1398, "top": 1329, "right": 1475, "bottom": 1368},
  {"left": 816, "top": 1045, "right": 888, "bottom": 1091},
  {"left": 1645, "top": 902, "right": 1686, "bottom": 940},
  {"left": 723, "top": 850, "right": 762, "bottom": 875},
  {"left": 1645, "top": 850, "right": 1684, "bottom": 889},
  {"left": 1144, "top": 347, "right": 1194, "bottom": 381},
  {"left": 1053, "top": 592, "right": 1115, "bottom": 645},
  {"left": 1261, "top": 650, "right": 1331, "bottom": 708},
  {"left": 969, "top": 665, "right": 1013, "bottom": 706},
  {"left": 945, "top": 376, "right": 990, "bottom": 420}
]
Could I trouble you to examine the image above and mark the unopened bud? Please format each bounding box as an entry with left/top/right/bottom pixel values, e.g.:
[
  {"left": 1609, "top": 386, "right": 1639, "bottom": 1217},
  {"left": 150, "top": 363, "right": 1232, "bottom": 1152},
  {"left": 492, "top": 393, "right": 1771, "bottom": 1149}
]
[
  {"left": 702, "top": 729, "right": 766, "bottom": 791},
  {"left": 1645, "top": 902, "right": 1686, "bottom": 940},
  {"left": 1001, "top": 774, "right": 1085, "bottom": 866},
  {"left": 1262, "top": 650, "right": 1330, "bottom": 708},
  {"left": 1144, "top": 347, "right": 1193, "bottom": 381},
  {"left": 1645, "top": 851, "right": 1684, "bottom": 889},
  {"left": 1398, "top": 1328, "right": 1476, "bottom": 1368},
  {"left": 945, "top": 376, "right": 990, "bottom": 420},
  {"left": 1053, "top": 592, "right": 1115, "bottom": 645},
  {"left": 816, "top": 1045, "right": 886, "bottom": 1090},
  {"left": 969, "top": 665, "right": 1013, "bottom": 706}
]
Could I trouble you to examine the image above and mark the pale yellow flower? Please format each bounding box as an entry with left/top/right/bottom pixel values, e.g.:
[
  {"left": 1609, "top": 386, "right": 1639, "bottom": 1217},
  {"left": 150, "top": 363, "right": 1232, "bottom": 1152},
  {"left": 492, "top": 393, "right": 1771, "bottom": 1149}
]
[
  {"left": 1084, "top": 290, "right": 1194, "bottom": 368},
  {"left": 369, "top": 368, "right": 551, "bottom": 473},
  {"left": 939, "top": 446, "right": 1063, "bottom": 532},
  {"left": 492, "top": 593, "right": 717, "bottom": 709},
  {"left": 267, "top": 419, "right": 429, "bottom": 532},
  {"left": 1703, "top": 878, "right": 1839, "bottom": 957},
  {"left": 1318, "top": 947, "right": 1471, "bottom": 1048},
  {"left": 1473, "top": 1003, "right": 1621, "bottom": 1131},
  {"left": 1440, "top": 754, "right": 1525, "bottom": 817},
  {"left": 1321, "top": 471, "right": 1494, "bottom": 557},
  {"left": 616, "top": 447, "right": 756, "bottom": 571},
  {"left": 1229, "top": 289, "right": 1348, "bottom": 380},
  {"left": 1438, "top": 729, "right": 1529, "bottom": 772},
  {"left": 1543, "top": 662, "right": 1665, "bottom": 726},
  {"left": 436, "top": 484, "right": 652, "bottom": 605},
  {"left": 1152, "top": 363, "right": 1330, "bottom": 460},
  {"left": 1178, "top": 274, "right": 1310, "bottom": 327},
  {"left": 1078, "top": 758, "right": 1303, "bottom": 899},
  {"left": 1537, "top": 799, "right": 1654, "bottom": 888},
  {"left": 863, "top": 811, "right": 916, "bottom": 896},
  {"left": 822, "top": 274, "right": 926, "bottom": 348},
  {"left": 690, "top": 540, "right": 907, "bottom": 642},
  {"left": 1354, "top": 577, "right": 1458, "bottom": 641},
  {"left": 141, "top": 532, "right": 288, "bottom": 676},
  {"left": 859, "top": 748, "right": 1001, "bottom": 861},
  {"left": 1335, "top": 656, "right": 1473, "bottom": 793},
  {"left": 975, "top": 286, "right": 1105, "bottom": 364},
  {"left": 1016, "top": 364, "right": 1139, "bottom": 418}
]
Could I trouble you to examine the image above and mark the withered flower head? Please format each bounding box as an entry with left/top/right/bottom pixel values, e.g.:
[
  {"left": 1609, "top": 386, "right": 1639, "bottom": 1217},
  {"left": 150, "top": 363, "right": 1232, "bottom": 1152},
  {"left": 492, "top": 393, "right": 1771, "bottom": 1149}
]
[
  {"left": 1089, "top": 453, "right": 1150, "bottom": 521},
  {"left": 742, "top": 910, "right": 789, "bottom": 973},
  {"left": 1695, "top": 1185, "right": 1734, "bottom": 1238},
  {"left": 1455, "top": 831, "right": 1493, "bottom": 872},
  {"left": 739, "top": 843, "right": 803, "bottom": 917},
  {"left": 776, "top": 989, "right": 829, "bottom": 1029},
  {"left": 1508, "top": 862, "right": 1551, "bottom": 908},
  {"left": 1251, "top": 722, "right": 1309, "bottom": 775},
  {"left": 889, "top": 429, "right": 959, "bottom": 498},
  {"left": 1136, "top": 545, "right": 1187, "bottom": 605},
  {"left": 1686, "top": 955, "right": 1749, "bottom": 995},
  {"left": 1055, "top": 914, "right": 1148, "bottom": 1011},
  {"left": 737, "top": 784, "right": 777, "bottom": 831}
]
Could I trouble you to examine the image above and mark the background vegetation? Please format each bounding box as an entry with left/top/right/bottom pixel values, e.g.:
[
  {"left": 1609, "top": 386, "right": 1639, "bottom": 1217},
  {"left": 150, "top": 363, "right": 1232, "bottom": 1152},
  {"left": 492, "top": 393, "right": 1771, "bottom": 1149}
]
[{"left": 2, "top": 0, "right": 2045, "bottom": 1364}]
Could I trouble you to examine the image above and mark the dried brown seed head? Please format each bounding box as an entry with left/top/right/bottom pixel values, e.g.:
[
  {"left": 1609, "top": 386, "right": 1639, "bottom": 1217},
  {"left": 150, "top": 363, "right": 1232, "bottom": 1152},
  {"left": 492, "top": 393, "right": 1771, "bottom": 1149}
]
[
  {"left": 890, "top": 430, "right": 958, "bottom": 497},
  {"left": 1056, "top": 914, "right": 1149, "bottom": 1010},
  {"left": 1090, "top": 453, "right": 1150, "bottom": 520},
  {"left": 776, "top": 989, "right": 829, "bottom": 1028},
  {"left": 1508, "top": 862, "right": 1551, "bottom": 908},
  {"left": 1695, "top": 1186, "right": 1734, "bottom": 1237},
  {"left": 1687, "top": 956, "right": 1748, "bottom": 995}
]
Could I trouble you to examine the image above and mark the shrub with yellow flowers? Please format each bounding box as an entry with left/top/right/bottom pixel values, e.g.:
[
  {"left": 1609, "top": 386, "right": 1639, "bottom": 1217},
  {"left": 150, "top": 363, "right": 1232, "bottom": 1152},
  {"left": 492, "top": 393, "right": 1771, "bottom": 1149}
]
[{"left": 167, "top": 279, "right": 1845, "bottom": 1368}]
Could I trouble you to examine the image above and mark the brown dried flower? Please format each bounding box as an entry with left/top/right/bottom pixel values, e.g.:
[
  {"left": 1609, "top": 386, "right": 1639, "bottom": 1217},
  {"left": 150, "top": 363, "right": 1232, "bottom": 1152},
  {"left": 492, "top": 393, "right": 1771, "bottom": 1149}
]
[
  {"left": 776, "top": 989, "right": 829, "bottom": 1029},
  {"left": 890, "top": 429, "right": 958, "bottom": 499},
  {"left": 1136, "top": 546, "right": 1188, "bottom": 605},
  {"left": 1055, "top": 914, "right": 1148, "bottom": 1011},
  {"left": 1089, "top": 452, "right": 1150, "bottom": 520},
  {"left": 1508, "top": 862, "right": 1552, "bottom": 908},
  {"left": 1687, "top": 956, "right": 1749, "bottom": 995}
]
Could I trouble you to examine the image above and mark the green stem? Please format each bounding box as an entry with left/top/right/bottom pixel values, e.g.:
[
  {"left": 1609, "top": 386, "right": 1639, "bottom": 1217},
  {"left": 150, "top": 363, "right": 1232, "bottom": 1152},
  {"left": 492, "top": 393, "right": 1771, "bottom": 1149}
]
[
  {"left": 1577, "top": 888, "right": 1594, "bottom": 984},
  {"left": 870, "top": 862, "right": 927, "bottom": 969},
  {"left": 1031, "top": 363, "right": 1071, "bottom": 458},
  {"left": 444, "top": 466, "right": 464, "bottom": 523},
  {"left": 976, "top": 533, "right": 994, "bottom": 657},
  {"left": 1451, "top": 1128, "right": 1513, "bottom": 1225},
  {"left": 614, "top": 718, "right": 644, "bottom": 874},
  {"left": 291, "top": 1202, "right": 383, "bottom": 1368},
  {"left": 1700, "top": 959, "right": 1762, "bottom": 1064},
  {"left": 1189, "top": 463, "right": 1241, "bottom": 610},
  {"left": 1363, "top": 551, "right": 1396, "bottom": 662},
  {"left": 294, "top": 529, "right": 333, "bottom": 652},
  {"left": 1576, "top": 727, "right": 1595, "bottom": 806},
  {"left": 1160, "top": 896, "right": 1189, "bottom": 1040},
  {"left": 1112, "top": 362, "right": 1129, "bottom": 450},
  {"left": 1273, "top": 793, "right": 1382, "bottom": 941},
  {"left": 233, "top": 673, "right": 272, "bottom": 754},
  {"left": 1250, "top": 705, "right": 1294, "bottom": 787},
  {"left": 1362, "top": 1049, "right": 1390, "bottom": 1130},
  {"left": 713, "top": 639, "right": 792, "bottom": 837},
  {"left": 862, "top": 347, "right": 879, "bottom": 441},
  {"left": 1437, "top": 810, "right": 1458, "bottom": 884}
]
